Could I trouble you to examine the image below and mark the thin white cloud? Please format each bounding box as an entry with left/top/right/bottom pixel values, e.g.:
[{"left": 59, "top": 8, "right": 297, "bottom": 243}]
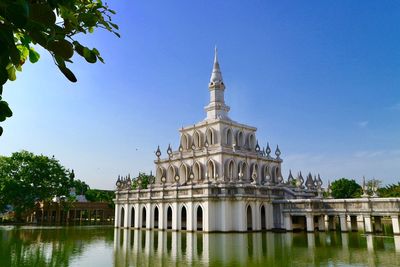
[
  {"left": 388, "top": 102, "right": 400, "bottom": 110},
  {"left": 357, "top": 121, "right": 369, "bottom": 128}
]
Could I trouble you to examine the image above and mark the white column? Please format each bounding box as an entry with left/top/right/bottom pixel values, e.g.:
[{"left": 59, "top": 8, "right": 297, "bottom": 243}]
[
  {"left": 203, "top": 201, "right": 211, "bottom": 232},
  {"left": 187, "top": 201, "right": 194, "bottom": 231},
  {"left": 266, "top": 203, "right": 273, "bottom": 230},
  {"left": 306, "top": 214, "right": 314, "bottom": 232},
  {"left": 123, "top": 204, "right": 129, "bottom": 228},
  {"left": 346, "top": 215, "right": 352, "bottom": 231},
  {"left": 364, "top": 215, "right": 373, "bottom": 233},
  {"left": 392, "top": 215, "right": 400, "bottom": 235},
  {"left": 134, "top": 203, "right": 139, "bottom": 228},
  {"left": 146, "top": 203, "right": 151, "bottom": 229},
  {"left": 254, "top": 202, "right": 261, "bottom": 231},
  {"left": 324, "top": 215, "right": 329, "bottom": 231},
  {"left": 159, "top": 203, "right": 165, "bottom": 230},
  {"left": 114, "top": 204, "right": 120, "bottom": 227},
  {"left": 357, "top": 215, "right": 365, "bottom": 232},
  {"left": 339, "top": 214, "right": 348, "bottom": 232},
  {"left": 284, "top": 214, "right": 293, "bottom": 231},
  {"left": 172, "top": 202, "right": 179, "bottom": 230}
]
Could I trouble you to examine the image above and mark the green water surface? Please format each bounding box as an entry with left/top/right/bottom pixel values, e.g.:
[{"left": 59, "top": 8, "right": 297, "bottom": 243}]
[{"left": 1, "top": 226, "right": 399, "bottom": 267}]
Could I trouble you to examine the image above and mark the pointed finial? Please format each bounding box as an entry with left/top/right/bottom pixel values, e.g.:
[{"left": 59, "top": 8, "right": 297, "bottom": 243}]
[
  {"left": 266, "top": 142, "right": 271, "bottom": 157},
  {"left": 214, "top": 45, "right": 218, "bottom": 63},
  {"left": 275, "top": 145, "right": 281, "bottom": 159},
  {"left": 210, "top": 46, "right": 223, "bottom": 84},
  {"left": 155, "top": 145, "right": 161, "bottom": 158},
  {"left": 255, "top": 140, "right": 260, "bottom": 152},
  {"left": 167, "top": 144, "right": 172, "bottom": 156}
]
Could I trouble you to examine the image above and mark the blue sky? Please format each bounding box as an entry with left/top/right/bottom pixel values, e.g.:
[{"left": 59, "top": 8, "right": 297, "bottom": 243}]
[{"left": 1, "top": 1, "right": 399, "bottom": 189}]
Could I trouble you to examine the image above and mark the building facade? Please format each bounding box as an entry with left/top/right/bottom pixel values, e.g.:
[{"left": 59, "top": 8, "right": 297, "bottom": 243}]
[{"left": 113, "top": 49, "right": 325, "bottom": 232}]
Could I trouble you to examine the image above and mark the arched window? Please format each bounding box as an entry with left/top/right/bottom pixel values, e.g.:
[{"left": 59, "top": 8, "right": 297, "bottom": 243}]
[
  {"left": 224, "top": 160, "right": 235, "bottom": 180},
  {"left": 193, "top": 131, "right": 202, "bottom": 148},
  {"left": 206, "top": 128, "right": 214, "bottom": 145},
  {"left": 247, "top": 205, "right": 253, "bottom": 230},
  {"left": 167, "top": 165, "right": 176, "bottom": 183},
  {"left": 207, "top": 160, "right": 216, "bottom": 179},
  {"left": 141, "top": 206, "right": 146, "bottom": 228},
  {"left": 237, "top": 131, "right": 244, "bottom": 147},
  {"left": 248, "top": 133, "right": 256, "bottom": 150},
  {"left": 167, "top": 206, "right": 173, "bottom": 229},
  {"left": 193, "top": 162, "right": 202, "bottom": 181},
  {"left": 154, "top": 206, "right": 159, "bottom": 229},
  {"left": 238, "top": 162, "right": 248, "bottom": 180},
  {"left": 181, "top": 206, "right": 187, "bottom": 230},
  {"left": 196, "top": 206, "right": 203, "bottom": 231},
  {"left": 179, "top": 164, "right": 188, "bottom": 183},
  {"left": 261, "top": 205, "right": 266, "bottom": 230},
  {"left": 226, "top": 128, "right": 233, "bottom": 146},
  {"left": 251, "top": 163, "right": 258, "bottom": 181},
  {"left": 181, "top": 134, "right": 189, "bottom": 150}
]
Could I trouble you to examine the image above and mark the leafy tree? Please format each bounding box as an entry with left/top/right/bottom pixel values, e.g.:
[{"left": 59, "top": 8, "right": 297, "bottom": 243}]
[
  {"left": 132, "top": 172, "right": 154, "bottom": 190},
  {"left": 85, "top": 189, "right": 114, "bottom": 207},
  {"left": 378, "top": 182, "right": 400, "bottom": 197},
  {"left": 0, "top": 0, "right": 119, "bottom": 136},
  {"left": 0, "top": 150, "right": 73, "bottom": 221},
  {"left": 330, "top": 178, "right": 362, "bottom": 199},
  {"left": 71, "top": 179, "right": 90, "bottom": 195}
]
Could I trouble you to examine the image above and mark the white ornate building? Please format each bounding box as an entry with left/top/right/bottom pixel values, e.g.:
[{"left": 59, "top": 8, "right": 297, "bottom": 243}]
[{"left": 114, "top": 49, "right": 323, "bottom": 232}]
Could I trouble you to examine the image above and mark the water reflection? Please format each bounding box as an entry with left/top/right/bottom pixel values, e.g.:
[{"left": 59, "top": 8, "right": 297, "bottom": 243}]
[
  {"left": 114, "top": 229, "right": 400, "bottom": 267},
  {"left": 1, "top": 226, "right": 400, "bottom": 267}
]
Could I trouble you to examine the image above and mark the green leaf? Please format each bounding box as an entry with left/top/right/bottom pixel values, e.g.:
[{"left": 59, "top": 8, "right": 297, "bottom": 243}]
[
  {"left": 7, "top": 65, "right": 16, "bottom": 81},
  {"left": 48, "top": 40, "right": 74, "bottom": 59},
  {"left": 83, "top": 48, "right": 97, "bottom": 64},
  {"left": 109, "top": 22, "right": 119, "bottom": 30},
  {"left": 0, "top": 126, "right": 3, "bottom": 136},
  {"left": 57, "top": 64, "right": 77, "bottom": 82},
  {"left": 29, "top": 4, "right": 56, "bottom": 26},
  {"left": 73, "top": 41, "right": 85, "bottom": 57},
  {"left": 29, "top": 48, "right": 40, "bottom": 63},
  {"left": 0, "top": 100, "right": 13, "bottom": 121}
]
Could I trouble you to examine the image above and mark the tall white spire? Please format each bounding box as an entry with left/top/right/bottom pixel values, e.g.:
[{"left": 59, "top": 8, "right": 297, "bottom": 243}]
[
  {"left": 205, "top": 47, "right": 230, "bottom": 121},
  {"left": 210, "top": 46, "right": 223, "bottom": 84}
]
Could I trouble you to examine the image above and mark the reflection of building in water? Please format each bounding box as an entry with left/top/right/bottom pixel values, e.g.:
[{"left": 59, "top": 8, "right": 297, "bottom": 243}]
[
  {"left": 113, "top": 230, "right": 400, "bottom": 267},
  {"left": 114, "top": 49, "right": 400, "bottom": 234}
]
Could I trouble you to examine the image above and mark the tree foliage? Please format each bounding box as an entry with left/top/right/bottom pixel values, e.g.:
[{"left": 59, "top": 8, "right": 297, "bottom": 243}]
[
  {"left": 131, "top": 172, "right": 154, "bottom": 190},
  {"left": 0, "top": 0, "right": 119, "bottom": 136},
  {"left": 85, "top": 189, "right": 114, "bottom": 206},
  {"left": 0, "top": 150, "right": 73, "bottom": 220},
  {"left": 331, "top": 178, "right": 362, "bottom": 199},
  {"left": 378, "top": 182, "right": 400, "bottom": 197}
]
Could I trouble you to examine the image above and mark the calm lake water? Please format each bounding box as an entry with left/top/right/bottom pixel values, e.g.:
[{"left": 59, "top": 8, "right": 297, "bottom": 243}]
[{"left": 1, "top": 225, "right": 400, "bottom": 267}]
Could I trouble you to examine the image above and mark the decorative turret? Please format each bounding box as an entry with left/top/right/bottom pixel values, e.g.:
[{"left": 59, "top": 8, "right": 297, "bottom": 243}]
[
  {"left": 266, "top": 143, "right": 271, "bottom": 158},
  {"left": 287, "top": 170, "right": 295, "bottom": 185},
  {"left": 275, "top": 145, "right": 281, "bottom": 160},
  {"left": 306, "top": 173, "right": 315, "bottom": 190},
  {"left": 205, "top": 47, "right": 230, "bottom": 120}
]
